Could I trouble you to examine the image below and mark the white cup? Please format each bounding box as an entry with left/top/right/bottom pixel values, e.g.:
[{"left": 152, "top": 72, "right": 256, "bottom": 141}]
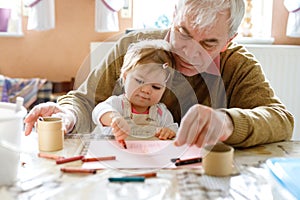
[
  {"left": 202, "top": 142, "right": 234, "bottom": 177},
  {"left": 37, "top": 117, "right": 64, "bottom": 152},
  {"left": 0, "top": 102, "right": 27, "bottom": 186}
]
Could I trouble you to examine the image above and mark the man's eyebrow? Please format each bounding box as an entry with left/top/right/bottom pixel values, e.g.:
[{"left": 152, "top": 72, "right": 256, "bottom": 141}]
[{"left": 178, "top": 24, "right": 220, "bottom": 45}]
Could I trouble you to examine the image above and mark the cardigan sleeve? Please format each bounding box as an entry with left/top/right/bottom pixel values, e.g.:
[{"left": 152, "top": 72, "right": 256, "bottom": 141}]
[{"left": 220, "top": 43, "right": 294, "bottom": 147}]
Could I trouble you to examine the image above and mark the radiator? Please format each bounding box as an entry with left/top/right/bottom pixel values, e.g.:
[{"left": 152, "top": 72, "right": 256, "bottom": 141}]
[
  {"left": 245, "top": 45, "right": 300, "bottom": 140},
  {"left": 90, "top": 42, "right": 300, "bottom": 140}
]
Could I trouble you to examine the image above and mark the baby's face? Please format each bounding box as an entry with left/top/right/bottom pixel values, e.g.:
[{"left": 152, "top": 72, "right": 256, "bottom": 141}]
[{"left": 124, "top": 64, "right": 168, "bottom": 111}]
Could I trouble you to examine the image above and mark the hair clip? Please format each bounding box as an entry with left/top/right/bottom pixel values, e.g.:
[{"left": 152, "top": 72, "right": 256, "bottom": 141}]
[
  {"left": 162, "top": 63, "right": 169, "bottom": 69},
  {"left": 162, "top": 63, "right": 170, "bottom": 82}
]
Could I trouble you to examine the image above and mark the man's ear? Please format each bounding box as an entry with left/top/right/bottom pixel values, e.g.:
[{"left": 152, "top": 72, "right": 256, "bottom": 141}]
[
  {"left": 221, "top": 32, "right": 238, "bottom": 52},
  {"left": 123, "top": 72, "right": 127, "bottom": 80},
  {"left": 122, "top": 72, "right": 127, "bottom": 84}
]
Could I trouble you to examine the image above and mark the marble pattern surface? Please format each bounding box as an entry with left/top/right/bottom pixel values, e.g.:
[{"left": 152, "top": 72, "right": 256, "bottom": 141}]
[{"left": 1, "top": 133, "right": 299, "bottom": 200}]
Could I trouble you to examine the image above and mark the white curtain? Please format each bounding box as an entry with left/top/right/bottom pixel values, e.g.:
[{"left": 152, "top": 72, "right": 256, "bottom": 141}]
[
  {"left": 95, "top": 0, "right": 124, "bottom": 32},
  {"left": 24, "top": 0, "right": 55, "bottom": 31},
  {"left": 284, "top": 0, "right": 300, "bottom": 37}
]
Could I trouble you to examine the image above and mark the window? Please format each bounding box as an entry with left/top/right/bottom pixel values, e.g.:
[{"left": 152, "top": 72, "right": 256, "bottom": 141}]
[
  {"left": 0, "top": 0, "right": 23, "bottom": 37},
  {"left": 133, "top": 0, "right": 176, "bottom": 29},
  {"left": 132, "top": 0, "right": 274, "bottom": 44},
  {"left": 235, "top": 0, "right": 274, "bottom": 44}
]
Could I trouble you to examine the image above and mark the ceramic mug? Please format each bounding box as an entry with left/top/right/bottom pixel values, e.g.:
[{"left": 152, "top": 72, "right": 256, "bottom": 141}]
[
  {"left": 202, "top": 142, "right": 234, "bottom": 176},
  {"left": 37, "top": 117, "right": 64, "bottom": 152},
  {"left": 0, "top": 101, "right": 27, "bottom": 186}
]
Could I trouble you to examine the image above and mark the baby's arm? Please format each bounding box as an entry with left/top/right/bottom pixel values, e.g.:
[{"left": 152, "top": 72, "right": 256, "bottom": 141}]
[
  {"left": 99, "top": 111, "right": 130, "bottom": 140},
  {"left": 110, "top": 113, "right": 130, "bottom": 140},
  {"left": 92, "top": 96, "right": 130, "bottom": 139},
  {"left": 99, "top": 111, "right": 114, "bottom": 126},
  {"left": 92, "top": 96, "right": 120, "bottom": 126},
  {"left": 155, "top": 103, "right": 178, "bottom": 140}
]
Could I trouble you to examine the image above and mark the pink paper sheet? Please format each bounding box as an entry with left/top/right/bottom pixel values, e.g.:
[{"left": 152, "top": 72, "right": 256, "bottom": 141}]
[{"left": 82, "top": 140, "right": 202, "bottom": 169}]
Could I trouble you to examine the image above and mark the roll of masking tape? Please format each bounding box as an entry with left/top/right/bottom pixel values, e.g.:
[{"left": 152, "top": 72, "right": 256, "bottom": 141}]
[
  {"left": 202, "top": 142, "right": 234, "bottom": 176},
  {"left": 37, "top": 117, "right": 64, "bottom": 152}
]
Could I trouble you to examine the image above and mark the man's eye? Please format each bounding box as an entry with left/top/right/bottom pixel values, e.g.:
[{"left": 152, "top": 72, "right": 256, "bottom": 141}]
[
  {"left": 179, "top": 31, "right": 190, "bottom": 39},
  {"left": 134, "top": 78, "right": 144, "bottom": 84},
  {"left": 201, "top": 42, "right": 217, "bottom": 51},
  {"left": 179, "top": 32, "right": 190, "bottom": 39},
  {"left": 177, "top": 27, "right": 191, "bottom": 39},
  {"left": 152, "top": 85, "right": 162, "bottom": 90}
]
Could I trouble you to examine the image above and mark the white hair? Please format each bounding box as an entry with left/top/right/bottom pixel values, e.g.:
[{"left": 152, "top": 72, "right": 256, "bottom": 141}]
[{"left": 176, "top": 0, "right": 245, "bottom": 37}]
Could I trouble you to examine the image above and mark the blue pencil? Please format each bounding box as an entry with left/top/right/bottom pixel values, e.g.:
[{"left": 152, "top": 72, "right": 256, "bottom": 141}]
[{"left": 108, "top": 176, "right": 145, "bottom": 182}]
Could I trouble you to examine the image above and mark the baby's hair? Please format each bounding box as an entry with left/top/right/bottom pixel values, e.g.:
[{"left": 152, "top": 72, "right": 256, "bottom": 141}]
[{"left": 120, "top": 39, "right": 174, "bottom": 85}]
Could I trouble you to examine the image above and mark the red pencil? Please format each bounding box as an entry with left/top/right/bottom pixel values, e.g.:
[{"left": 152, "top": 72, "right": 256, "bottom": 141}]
[
  {"left": 118, "top": 140, "right": 127, "bottom": 149},
  {"left": 60, "top": 167, "right": 97, "bottom": 174},
  {"left": 56, "top": 155, "right": 84, "bottom": 164}
]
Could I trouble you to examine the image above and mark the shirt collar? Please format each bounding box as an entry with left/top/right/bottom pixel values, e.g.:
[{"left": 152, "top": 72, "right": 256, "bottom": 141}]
[
  {"left": 132, "top": 107, "right": 149, "bottom": 114},
  {"left": 205, "top": 54, "right": 221, "bottom": 76}
]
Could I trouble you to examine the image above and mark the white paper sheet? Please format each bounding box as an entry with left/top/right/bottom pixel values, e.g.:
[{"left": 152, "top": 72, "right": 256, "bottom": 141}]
[{"left": 82, "top": 140, "right": 202, "bottom": 169}]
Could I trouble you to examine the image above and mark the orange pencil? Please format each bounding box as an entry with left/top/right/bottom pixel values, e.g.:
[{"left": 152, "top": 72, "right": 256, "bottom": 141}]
[
  {"left": 81, "top": 156, "right": 116, "bottom": 162},
  {"left": 126, "top": 172, "right": 157, "bottom": 178},
  {"left": 60, "top": 167, "right": 97, "bottom": 174},
  {"left": 56, "top": 155, "right": 84, "bottom": 164}
]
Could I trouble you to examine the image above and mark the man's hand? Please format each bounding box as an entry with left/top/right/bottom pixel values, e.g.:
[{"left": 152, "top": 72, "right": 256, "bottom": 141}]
[
  {"left": 24, "top": 102, "right": 76, "bottom": 136},
  {"left": 174, "top": 104, "right": 233, "bottom": 147}
]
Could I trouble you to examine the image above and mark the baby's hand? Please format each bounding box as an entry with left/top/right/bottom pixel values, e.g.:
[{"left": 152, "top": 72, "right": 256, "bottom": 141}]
[
  {"left": 155, "top": 127, "right": 176, "bottom": 140},
  {"left": 111, "top": 115, "right": 130, "bottom": 141}
]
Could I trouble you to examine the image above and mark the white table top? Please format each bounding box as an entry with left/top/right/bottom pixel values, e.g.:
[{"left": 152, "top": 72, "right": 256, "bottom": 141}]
[{"left": 1, "top": 132, "right": 300, "bottom": 200}]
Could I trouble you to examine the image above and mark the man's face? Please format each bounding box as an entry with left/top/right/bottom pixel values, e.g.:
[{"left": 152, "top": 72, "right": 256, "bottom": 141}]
[{"left": 169, "top": 10, "right": 231, "bottom": 76}]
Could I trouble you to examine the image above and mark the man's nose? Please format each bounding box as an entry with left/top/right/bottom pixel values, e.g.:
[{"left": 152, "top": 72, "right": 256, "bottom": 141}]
[{"left": 182, "top": 43, "right": 201, "bottom": 58}]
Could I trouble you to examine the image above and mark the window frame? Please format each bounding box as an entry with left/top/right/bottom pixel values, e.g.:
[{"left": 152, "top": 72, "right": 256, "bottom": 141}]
[{"left": 0, "top": 0, "right": 23, "bottom": 37}]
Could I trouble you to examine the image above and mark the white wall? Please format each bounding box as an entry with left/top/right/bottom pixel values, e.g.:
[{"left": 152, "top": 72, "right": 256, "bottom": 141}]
[{"left": 245, "top": 45, "right": 300, "bottom": 140}]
